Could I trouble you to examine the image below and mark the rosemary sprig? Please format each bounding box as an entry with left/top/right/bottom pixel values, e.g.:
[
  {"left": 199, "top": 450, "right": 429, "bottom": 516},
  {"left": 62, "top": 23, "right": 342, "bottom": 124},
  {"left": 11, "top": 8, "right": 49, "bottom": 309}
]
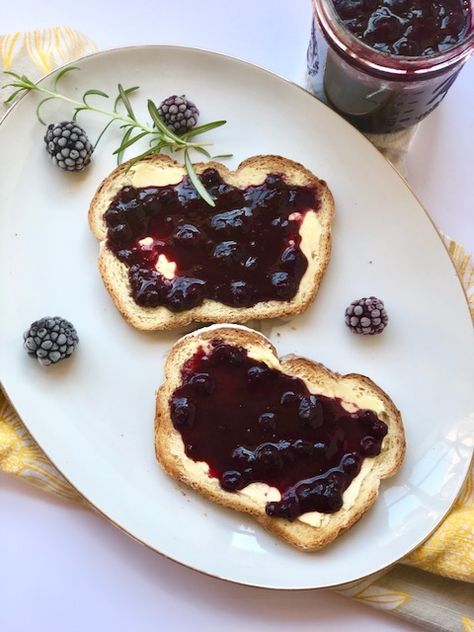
[{"left": 2, "top": 67, "right": 232, "bottom": 206}]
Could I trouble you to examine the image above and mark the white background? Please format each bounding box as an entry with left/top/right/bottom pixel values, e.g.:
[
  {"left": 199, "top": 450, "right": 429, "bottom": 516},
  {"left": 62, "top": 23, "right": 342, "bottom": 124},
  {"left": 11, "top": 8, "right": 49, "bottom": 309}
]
[{"left": 1, "top": 1, "right": 472, "bottom": 630}]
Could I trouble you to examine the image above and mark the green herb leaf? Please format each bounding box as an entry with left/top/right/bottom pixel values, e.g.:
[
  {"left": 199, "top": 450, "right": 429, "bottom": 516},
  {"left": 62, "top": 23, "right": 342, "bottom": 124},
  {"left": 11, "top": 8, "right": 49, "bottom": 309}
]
[
  {"left": 72, "top": 106, "right": 88, "bottom": 121},
  {"left": 113, "top": 85, "right": 139, "bottom": 112},
  {"left": 2, "top": 71, "right": 36, "bottom": 91},
  {"left": 180, "top": 120, "right": 226, "bottom": 140},
  {"left": 116, "top": 127, "right": 133, "bottom": 165},
  {"left": 3, "top": 88, "right": 26, "bottom": 104},
  {"left": 83, "top": 89, "right": 109, "bottom": 105},
  {"left": 2, "top": 82, "right": 20, "bottom": 93},
  {"left": 211, "top": 153, "right": 233, "bottom": 159},
  {"left": 193, "top": 146, "right": 211, "bottom": 158},
  {"left": 184, "top": 148, "right": 215, "bottom": 207},
  {"left": 112, "top": 130, "right": 149, "bottom": 155},
  {"left": 147, "top": 100, "right": 184, "bottom": 145},
  {"left": 117, "top": 83, "right": 136, "bottom": 120},
  {"left": 53, "top": 66, "right": 79, "bottom": 91},
  {"left": 2, "top": 71, "right": 22, "bottom": 80},
  {"left": 149, "top": 135, "right": 160, "bottom": 146},
  {"left": 36, "top": 96, "right": 56, "bottom": 125},
  {"left": 93, "top": 119, "right": 116, "bottom": 149}
]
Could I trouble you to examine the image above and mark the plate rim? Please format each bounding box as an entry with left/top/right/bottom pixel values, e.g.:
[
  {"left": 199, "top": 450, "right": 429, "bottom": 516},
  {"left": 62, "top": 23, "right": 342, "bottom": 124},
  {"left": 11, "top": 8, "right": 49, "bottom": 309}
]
[{"left": 1, "top": 43, "right": 472, "bottom": 591}]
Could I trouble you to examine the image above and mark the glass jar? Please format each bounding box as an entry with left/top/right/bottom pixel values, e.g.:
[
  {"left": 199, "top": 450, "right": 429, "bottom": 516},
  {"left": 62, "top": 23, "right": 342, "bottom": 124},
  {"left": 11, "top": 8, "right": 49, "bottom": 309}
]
[{"left": 308, "top": 0, "right": 474, "bottom": 133}]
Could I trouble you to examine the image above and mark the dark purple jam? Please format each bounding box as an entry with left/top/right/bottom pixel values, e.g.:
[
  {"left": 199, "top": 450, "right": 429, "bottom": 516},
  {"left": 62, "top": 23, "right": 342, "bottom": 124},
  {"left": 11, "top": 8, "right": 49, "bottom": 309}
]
[
  {"left": 169, "top": 341, "right": 388, "bottom": 520},
  {"left": 333, "top": 0, "right": 471, "bottom": 56},
  {"left": 103, "top": 169, "right": 319, "bottom": 312}
]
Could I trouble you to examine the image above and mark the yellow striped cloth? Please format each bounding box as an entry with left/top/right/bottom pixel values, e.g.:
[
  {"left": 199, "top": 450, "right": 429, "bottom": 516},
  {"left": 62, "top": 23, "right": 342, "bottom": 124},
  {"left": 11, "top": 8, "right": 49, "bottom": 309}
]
[
  {"left": 0, "top": 27, "right": 473, "bottom": 632},
  {"left": 1, "top": 27, "right": 96, "bottom": 72}
]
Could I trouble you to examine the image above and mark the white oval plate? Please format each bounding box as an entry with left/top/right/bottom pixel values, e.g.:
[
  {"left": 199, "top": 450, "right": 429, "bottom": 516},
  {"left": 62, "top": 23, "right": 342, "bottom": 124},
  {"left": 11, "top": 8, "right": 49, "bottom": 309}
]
[{"left": 0, "top": 46, "right": 472, "bottom": 590}]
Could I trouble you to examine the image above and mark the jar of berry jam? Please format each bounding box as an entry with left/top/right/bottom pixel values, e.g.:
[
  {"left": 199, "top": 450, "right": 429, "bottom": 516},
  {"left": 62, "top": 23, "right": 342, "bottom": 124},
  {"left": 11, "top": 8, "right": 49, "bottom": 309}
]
[{"left": 308, "top": 0, "right": 474, "bottom": 133}]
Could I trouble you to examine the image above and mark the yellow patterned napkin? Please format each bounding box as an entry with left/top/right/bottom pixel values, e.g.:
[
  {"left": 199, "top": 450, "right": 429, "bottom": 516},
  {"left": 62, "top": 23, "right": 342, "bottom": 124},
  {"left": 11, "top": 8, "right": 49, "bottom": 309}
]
[
  {"left": 1, "top": 28, "right": 473, "bottom": 632},
  {"left": 0, "top": 27, "right": 96, "bottom": 73}
]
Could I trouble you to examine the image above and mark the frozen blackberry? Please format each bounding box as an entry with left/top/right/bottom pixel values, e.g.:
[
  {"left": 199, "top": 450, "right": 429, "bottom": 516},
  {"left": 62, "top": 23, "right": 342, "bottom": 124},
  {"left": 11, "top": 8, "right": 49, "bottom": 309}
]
[
  {"left": 44, "top": 121, "right": 93, "bottom": 171},
  {"left": 158, "top": 95, "right": 199, "bottom": 134},
  {"left": 345, "top": 296, "right": 388, "bottom": 335},
  {"left": 23, "top": 317, "right": 79, "bottom": 366}
]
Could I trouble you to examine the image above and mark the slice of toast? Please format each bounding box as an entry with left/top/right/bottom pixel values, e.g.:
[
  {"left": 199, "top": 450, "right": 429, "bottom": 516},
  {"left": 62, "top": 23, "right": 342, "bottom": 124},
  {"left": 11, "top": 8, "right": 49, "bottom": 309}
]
[
  {"left": 155, "top": 324, "right": 405, "bottom": 551},
  {"left": 88, "top": 154, "right": 334, "bottom": 331}
]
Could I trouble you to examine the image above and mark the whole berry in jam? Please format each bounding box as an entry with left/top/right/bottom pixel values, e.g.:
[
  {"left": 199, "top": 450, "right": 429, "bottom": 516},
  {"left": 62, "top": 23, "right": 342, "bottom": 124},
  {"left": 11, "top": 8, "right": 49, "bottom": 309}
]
[
  {"left": 108, "top": 223, "right": 133, "bottom": 247},
  {"left": 172, "top": 223, "right": 202, "bottom": 247},
  {"left": 170, "top": 396, "right": 196, "bottom": 430},
  {"left": 158, "top": 95, "right": 199, "bottom": 134},
  {"left": 211, "top": 208, "right": 247, "bottom": 233},
  {"left": 201, "top": 168, "right": 221, "bottom": 188},
  {"left": 44, "top": 122, "right": 93, "bottom": 171},
  {"left": 326, "top": 470, "right": 346, "bottom": 493},
  {"left": 369, "top": 418, "right": 389, "bottom": 439},
  {"left": 266, "top": 495, "right": 301, "bottom": 520},
  {"left": 298, "top": 395, "right": 323, "bottom": 429},
  {"left": 212, "top": 240, "right": 242, "bottom": 266},
  {"left": 247, "top": 364, "right": 270, "bottom": 385},
  {"left": 360, "top": 435, "right": 380, "bottom": 456},
  {"left": 231, "top": 446, "right": 255, "bottom": 467},
  {"left": 227, "top": 280, "right": 254, "bottom": 307},
  {"left": 280, "top": 390, "right": 300, "bottom": 406},
  {"left": 23, "top": 316, "right": 78, "bottom": 366},
  {"left": 130, "top": 268, "right": 169, "bottom": 308},
  {"left": 364, "top": 8, "right": 403, "bottom": 46},
  {"left": 341, "top": 452, "right": 361, "bottom": 474},
  {"left": 187, "top": 372, "right": 215, "bottom": 396},
  {"left": 270, "top": 271, "right": 294, "bottom": 299},
  {"left": 345, "top": 296, "right": 388, "bottom": 335},
  {"left": 256, "top": 444, "right": 285, "bottom": 471},
  {"left": 210, "top": 343, "right": 246, "bottom": 367},
  {"left": 258, "top": 411, "right": 278, "bottom": 432},
  {"left": 322, "top": 486, "right": 344, "bottom": 512},
  {"left": 280, "top": 244, "right": 306, "bottom": 276},
  {"left": 166, "top": 278, "right": 206, "bottom": 312},
  {"left": 220, "top": 470, "right": 245, "bottom": 491}
]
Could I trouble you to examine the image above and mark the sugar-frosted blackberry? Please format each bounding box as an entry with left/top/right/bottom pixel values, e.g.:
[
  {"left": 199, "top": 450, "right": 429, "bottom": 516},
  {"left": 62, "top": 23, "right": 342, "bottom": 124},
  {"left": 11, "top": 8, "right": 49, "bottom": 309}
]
[
  {"left": 44, "top": 121, "right": 93, "bottom": 171},
  {"left": 23, "top": 317, "right": 79, "bottom": 366},
  {"left": 345, "top": 296, "right": 388, "bottom": 335},
  {"left": 158, "top": 95, "right": 199, "bottom": 134}
]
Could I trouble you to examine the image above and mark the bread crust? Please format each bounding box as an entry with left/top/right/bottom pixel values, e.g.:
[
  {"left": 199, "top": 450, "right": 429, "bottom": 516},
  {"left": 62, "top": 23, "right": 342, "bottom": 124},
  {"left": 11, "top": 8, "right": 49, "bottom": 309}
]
[
  {"left": 89, "top": 154, "right": 334, "bottom": 331},
  {"left": 155, "top": 324, "right": 405, "bottom": 551}
]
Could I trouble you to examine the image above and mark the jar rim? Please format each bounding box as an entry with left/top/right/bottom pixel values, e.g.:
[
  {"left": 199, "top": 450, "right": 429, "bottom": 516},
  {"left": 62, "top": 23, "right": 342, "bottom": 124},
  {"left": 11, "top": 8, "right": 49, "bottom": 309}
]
[{"left": 312, "top": 0, "right": 474, "bottom": 80}]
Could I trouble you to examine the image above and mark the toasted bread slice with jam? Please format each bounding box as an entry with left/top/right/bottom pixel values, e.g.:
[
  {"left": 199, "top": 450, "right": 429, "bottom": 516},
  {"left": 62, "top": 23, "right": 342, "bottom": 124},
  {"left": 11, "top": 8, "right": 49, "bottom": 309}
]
[
  {"left": 89, "top": 154, "right": 334, "bottom": 331},
  {"left": 155, "top": 324, "right": 405, "bottom": 551}
]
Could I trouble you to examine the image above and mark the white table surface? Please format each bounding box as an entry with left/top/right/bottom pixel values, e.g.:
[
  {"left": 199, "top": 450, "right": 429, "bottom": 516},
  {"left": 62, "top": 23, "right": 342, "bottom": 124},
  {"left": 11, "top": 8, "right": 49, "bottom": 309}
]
[{"left": 1, "top": 1, "right": 472, "bottom": 630}]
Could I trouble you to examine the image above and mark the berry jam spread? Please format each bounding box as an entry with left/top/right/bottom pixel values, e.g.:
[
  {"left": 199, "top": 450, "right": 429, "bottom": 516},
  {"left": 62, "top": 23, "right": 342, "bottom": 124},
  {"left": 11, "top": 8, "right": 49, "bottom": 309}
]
[
  {"left": 104, "top": 169, "right": 319, "bottom": 312},
  {"left": 169, "top": 341, "right": 388, "bottom": 520},
  {"left": 333, "top": 0, "right": 471, "bottom": 56}
]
